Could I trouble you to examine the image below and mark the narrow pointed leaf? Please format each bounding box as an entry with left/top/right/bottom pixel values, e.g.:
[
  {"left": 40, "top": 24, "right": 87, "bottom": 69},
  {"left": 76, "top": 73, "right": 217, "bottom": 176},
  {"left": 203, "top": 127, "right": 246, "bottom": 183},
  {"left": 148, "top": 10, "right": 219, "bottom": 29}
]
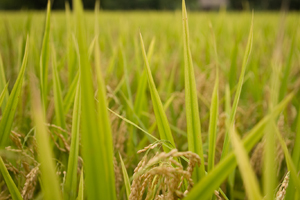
[
  {"left": 230, "top": 126, "right": 263, "bottom": 200},
  {"left": 31, "top": 80, "right": 62, "bottom": 200},
  {"left": 52, "top": 46, "right": 66, "bottom": 131},
  {"left": 221, "top": 13, "right": 254, "bottom": 159},
  {"left": 94, "top": 2, "right": 117, "bottom": 199},
  {"left": 77, "top": 169, "right": 84, "bottom": 200},
  {"left": 64, "top": 80, "right": 81, "bottom": 200},
  {"left": 274, "top": 122, "right": 300, "bottom": 194},
  {"left": 134, "top": 37, "right": 155, "bottom": 117},
  {"left": 65, "top": 1, "right": 76, "bottom": 84},
  {"left": 40, "top": 0, "right": 51, "bottom": 112},
  {"left": 185, "top": 93, "right": 293, "bottom": 200},
  {"left": 0, "top": 36, "right": 29, "bottom": 147},
  {"left": 0, "top": 157, "right": 23, "bottom": 200},
  {"left": 119, "top": 153, "right": 131, "bottom": 199},
  {"left": 0, "top": 54, "right": 9, "bottom": 111},
  {"left": 139, "top": 33, "right": 175, "bottom": 152},
  {"left": 63, "top": 72, "right": 79, "bottom": 114},
  {"left": 182, "top": 0, "right": 205, "bottom": 180},
  {"left": 0, "top": 83, "right": 9, "bottom": 108},
  {"left": 208, "top": 23, "right": 219, "bottom": 172},
  {"left": 73, "top": 0, "right": 117, "bottom": 198}
]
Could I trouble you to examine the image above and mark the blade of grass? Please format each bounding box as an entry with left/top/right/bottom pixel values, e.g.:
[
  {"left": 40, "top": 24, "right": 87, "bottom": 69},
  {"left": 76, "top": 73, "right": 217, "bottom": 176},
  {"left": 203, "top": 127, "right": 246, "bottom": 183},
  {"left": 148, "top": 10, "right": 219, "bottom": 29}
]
[
  {"left": 119, "top": 45, "right": 133, "bottom": 107},
  {"left": 0, "top": 157, "right": 23, "bottom": 200},
  {"left": 224, "top": 83, "right": 235, "bottom": 200},
  {"left": 274, "top": 122, "right": 300, "bottom": 194},
  {"left": 0, "top": 54, "right": 9, "bottom": 111},
  {"left": 108, "top": 108, "right": 180, "bottom": 156},
  {"left": 184, "top": 92, "right": 293, "bottom": 200},
  {"left": 40, "top": 0, "right": 51, "bottom": 113},
  {"left": 94, "top": 1, "right": 117, "bottom": 198},
  {"left": 64, "top": 34, "right": 80, "bottom": 115},
  {"left": 134, "top": 37, "right": 155, "bottom": 117},
  {"left": 207, "top": 79, "right": 219, "bottom": 168},
  {"left": 119, "top": 153, "right": 131, "bottom": 199},
  {"left": 0, "top": 36, "right": 29, "bottom": 147},
  {"left": 63, "top": 71, "right": 79, "bottom": 115},
  {"left": 182, "top": 0, "right": 205, "bottom": 180},
  {"left": 221, "top": 12, "right": 253, "bottom": 159},
  {"left": 286, "top": 104, "right": 300, "bottom": 199},
  {"left": 0, "top": 83, "right": 9, "bottom": 108},
  {"left": 64, "top": 79, "right": 81, "bottom": 200},
  {"left": 65, "top": 1, "right": 76, "bottom": 85},
  {"left": 77, "top": 169, "right": 84, "bottom": 200},
  {"left": 52, "top": 45, "right": 66, "bottom": 131},
  {"left": 31, "top": 77, "right": 62, "bottom": 200},
  {"left": 208, "top": 22, "right": 219, "bottom": 172},
  {"left": 229, "top": 126, "right": 263, "bottom": 200},
  {"left": 139, "top": 33, "right": 176, "bottom": 152},
  {"left": 73, "top": 0, "right": 117, "bottom": 198},
  {"left": 264, "top": 29, "right": 283, "bottom": 200}
]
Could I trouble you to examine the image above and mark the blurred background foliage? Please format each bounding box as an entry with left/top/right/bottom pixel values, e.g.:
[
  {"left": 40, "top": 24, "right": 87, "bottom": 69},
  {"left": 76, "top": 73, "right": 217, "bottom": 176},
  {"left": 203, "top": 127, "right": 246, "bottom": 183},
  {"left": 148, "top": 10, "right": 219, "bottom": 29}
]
[{"left": 0, "top": 0, "right": 299, "bottom": 10}]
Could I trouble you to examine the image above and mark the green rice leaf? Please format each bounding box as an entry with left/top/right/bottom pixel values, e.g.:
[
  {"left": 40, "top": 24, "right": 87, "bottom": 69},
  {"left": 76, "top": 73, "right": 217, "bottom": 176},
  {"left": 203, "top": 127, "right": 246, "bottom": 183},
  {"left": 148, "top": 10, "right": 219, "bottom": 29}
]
[
  {"left": 0, "top": 36, "right": 29, "bottom": 147},
  {"left": 221, "top": 13, "right": 253, "bottom": 159},
  {"left": 134, "top": 37, "right": 155, "bottom": 117},
  {"left": 94, "top": 1, "right": 117, "bottom": 198},
  {"left": 182, "top": 0, "right": 205, "bottom": 181},
  {"left": 0, "top": 83, "right": 9, "bottom": 109},
  {"left": 185, "top": 92, "right": 293, "bottom": 200},
  {"left": 119, "top": 153, "right": 131, "bottom": 199},
  {"left": 0, "top": 157, "right": 23, "bottom": 200},
  {"left": 139, "top": 33, "right": 176, "bottom": 152},
  {"left": 208, "top": 22, "right": 219, "bottom": 172},
  {"left": 279, "top": 28, "right": 297, "bottom": 101},
  {"left": 285, "top": 102, "right": 300, "bottom": 199},
  {"left": 77, "top": 169, "right": 84, "bottom": 200},
  {"left": 274, "top": 122, "right": 300, "bottom": 194},
  {"left": 64, "top": 79, "right": 81, "bottom": 200},
  {"left": 230, "top": 126, "right": 263, "bottom": 200},
  {"left": 73, "top": 0, "right": 117, "bottom": 198},
  {"left": 0, "top": 54, "right": 9, "bottom": 111},
  {"left": 31, "top": 79, "right": 62, "bottom": 200},
  {"left": 264, "top": 26, "right": 282, "bottom": 199},
  {"left": 63, "top": 72, "right": 79, "bottom": 115},
  {"left": 52, "top": 45, "right": 66, "bottom": 131},
  {"left": 40, "top": 0, "right": 51, "bottom": 112},
  {"left": 65, "top": 1, "right": 76, "bottom": 84}
]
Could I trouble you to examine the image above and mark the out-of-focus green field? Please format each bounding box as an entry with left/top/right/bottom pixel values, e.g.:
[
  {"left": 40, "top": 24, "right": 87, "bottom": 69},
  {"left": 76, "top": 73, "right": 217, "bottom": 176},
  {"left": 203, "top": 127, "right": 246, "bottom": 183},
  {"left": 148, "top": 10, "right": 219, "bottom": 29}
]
[{"left": 0, "top": 3, "right": 300, "bottom": 199}]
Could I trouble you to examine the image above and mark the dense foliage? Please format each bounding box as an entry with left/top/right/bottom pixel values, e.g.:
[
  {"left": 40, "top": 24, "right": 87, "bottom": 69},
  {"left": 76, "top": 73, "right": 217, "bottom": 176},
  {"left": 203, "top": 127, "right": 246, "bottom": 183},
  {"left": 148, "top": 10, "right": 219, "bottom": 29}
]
[{"left": 0, "top": 0, "right": 300, "bottom": 199}]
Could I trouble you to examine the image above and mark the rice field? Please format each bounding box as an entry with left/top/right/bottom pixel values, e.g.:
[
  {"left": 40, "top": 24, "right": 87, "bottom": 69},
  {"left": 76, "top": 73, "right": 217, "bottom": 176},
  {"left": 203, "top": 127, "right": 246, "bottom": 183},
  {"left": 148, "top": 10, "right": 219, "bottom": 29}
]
[{"left": 0, "top": 0, "right": 300, "bottom": 199}]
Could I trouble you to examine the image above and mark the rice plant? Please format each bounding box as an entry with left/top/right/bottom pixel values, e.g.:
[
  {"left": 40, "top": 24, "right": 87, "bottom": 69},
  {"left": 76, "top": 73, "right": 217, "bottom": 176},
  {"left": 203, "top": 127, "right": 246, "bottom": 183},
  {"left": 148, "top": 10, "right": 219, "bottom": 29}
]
[{"left": 0, "top": 0, "right": 299, "bottom": 199}]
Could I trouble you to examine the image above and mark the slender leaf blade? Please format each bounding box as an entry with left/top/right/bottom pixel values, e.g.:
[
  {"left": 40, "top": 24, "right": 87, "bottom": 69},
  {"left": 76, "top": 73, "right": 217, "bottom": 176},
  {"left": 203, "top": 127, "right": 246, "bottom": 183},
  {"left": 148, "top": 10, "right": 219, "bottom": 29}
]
[
  {"left": 274, "top": 122, "right": 300, "bottom": 194},
  {"left": 0, "top": 83, "right": 9, "bottom": 109},
  {"left": 221, "top": 13, "right": 254, "bottom": 159},
  {"left": 139, "top": 33, "right": 176, "bottom": 152},
  {"left": 73, "top": 0, "right": 117, "bottom": 198},
  {"left": 208, "top": 22, "right": 219, "bottom": 172},
  {"left": 77, "top": 169, "right": 84, "bottom": 200},
  {"left": 40, "top": 0, "right": 51, "bottom": 112},
  {"left": 0, "top": 36, "right": 29, "bottom": 147},
  {"left": 182, "top": 0, "right": 205, "bottom": 180},
  {"left": 31, "top": 79, "right": 62, "bottom": 200},
  {"left": 185, "top": 93, "right": 293, "bottom": 200},
  {"left": 64, "top": 80, "right": 81, "bottom": 200},
  {"left": 52, "top": 46, "right": 66, "bottom": 131},
  {"left": 0, "top": 157, "right": 23, "bottom": 200},
  {"left": 63, "top": 72, "right": 79, "bottom": 115},
  {"left": 119, "top": 153, "right": 131, "bottom": 199},
  {"left": 230, "top": 126, "right": 263, "bottom": 200},
  {"left": 0, "top": 54, "right": 9, "bottom": 111}
]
